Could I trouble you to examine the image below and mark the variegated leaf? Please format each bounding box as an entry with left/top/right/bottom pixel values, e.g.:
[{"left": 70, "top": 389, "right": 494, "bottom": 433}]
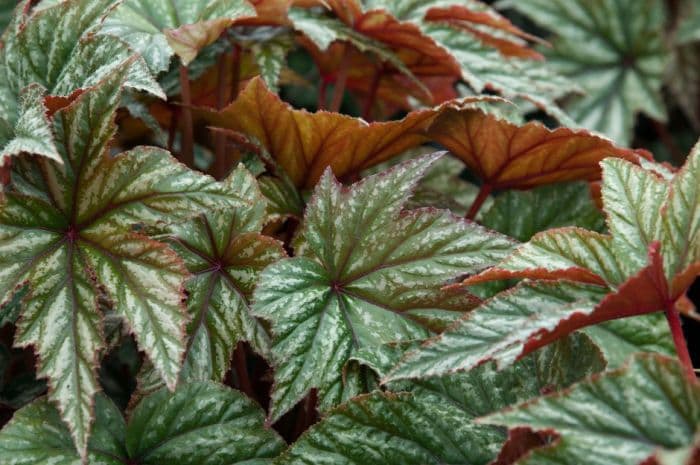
[{"left": 252, "top": 153, "right": 515, "bottom": 422}]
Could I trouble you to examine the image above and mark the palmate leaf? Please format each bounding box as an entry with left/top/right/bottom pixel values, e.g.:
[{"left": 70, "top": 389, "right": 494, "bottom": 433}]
[
  {"left": 251, "top": 153, "right": 514, "bottom": 422},
  {"left": 482, "top": 354, "right": 700, "bottom": 465},
  {"left": 0, "top": 0, "right": 163, "bottom": 163},
  {"left": 427, "top": 107, "right": 649, "bottom": 190},
  {"left": 100, "top": 0, "right": 256, "bottom": 72},
  {"left": 0, "top": 382, "right": 285, "bottom": 465},
  {"left": 159, "top": 165, "right": 286, "bottom": 381},
  {"left": 0, "top": 68, "right": 251, "bottom": 457},
  {"left": 278, "top": 333, "right": 605, "bottom": 465},
  {"left": 510, "top": 0, "right": 668, "bottom": 145},
  {"left": 199, "top": 77, "right": 487, "bottom": 189},
  {"left": 387, "top": 141, "right": 700, "bottom": 382}
]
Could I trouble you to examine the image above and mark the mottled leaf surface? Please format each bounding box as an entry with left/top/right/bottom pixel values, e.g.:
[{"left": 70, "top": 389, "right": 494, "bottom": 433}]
[
  {"left": 160, "top": 165, "right": 285, "bottom": 381},
  {"left": 511, "top": 0, "right": 668, "bottom": 144},
  {"left": 101, "top": 0, "right": 256, "bottom": 70},
  {"left": 279, "top": 333, "right": 605, "bottom": 465},
  {"left": 0, "top": 0, "right": 162, "bottom": 161},
  {"left": 252, "top": 153, "right": 515, "bottom": 421},
  {"left": 0, "top": 69, "right": 249, "bottom": 455},
  {"left": 482, "top": 354, "right": 700, "bottom": 465},
  {"left": 0, "top": 383, "right": 284, "bottom": 465}
]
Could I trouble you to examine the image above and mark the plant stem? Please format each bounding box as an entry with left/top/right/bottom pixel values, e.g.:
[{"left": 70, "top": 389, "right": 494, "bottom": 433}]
[
  {"left": 665, "top": 301, "right": 696, "bottom": 379},
  {"left": 213, "top": 53, "right": 229, "bottom": 179},
  {"left": 329, "top": 48, "right": 351, "bottom": 113},
  {"left": 230, "top": 44, "right": 242, "bottom": 100},
  {"left": 178, "top": 64, "right": 194, "bottom": 167},
  {"left": 466, "top": 184, "right": 492, "bottom": 220},
  {"left": 362, "top": 66, "right": 383, "bottom": 121},
  {"left": 233, "top": 342, "right": 254, "bottom": 397},
  {"left": 317, "top": 79, "right": 328, "bottom": 111},
  {"left": 167, "top": 108, "right": 179, "bottom": 153}
]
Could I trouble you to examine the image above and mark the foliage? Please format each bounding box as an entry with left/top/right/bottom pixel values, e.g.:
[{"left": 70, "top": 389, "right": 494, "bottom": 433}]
[{"left": 0, "top": 1, "right": 697, "bottom": 464}]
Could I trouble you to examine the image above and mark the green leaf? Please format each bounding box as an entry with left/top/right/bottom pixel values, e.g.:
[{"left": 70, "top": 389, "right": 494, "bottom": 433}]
[
  {"left": 0, "top": 382, "right": 285, "bottom": 465},
  {"left": 126, "top": 382, "right": 285, "bottom": 464},
  {"left": 0, "top": 68, "right": 250, "bottom": 456},
  {"left": 425, "top": 24, "right": 577, "bottom": 124},
  {"left": 249, "top": 31, "right": 294, "bottom": 92},
  {"left": 279, "top": 333, "right": 605, "bottom": 465},
  {"left": 386, "top": 280, "right": 608, "bottom": 381},
  {"left": 482, "top": 354, "right": 700, "bottom": 465},
  {"left": 100, "top": 0, "right": 256, "bottom": 71},
  {"left": 481, "top": 182, "right": 605, "bottom": 242},
  {"left": 510, "top": 0, "right": 668, "bottom": 144},
  {"left": 0, "top": 0, "right": 163, "bottom": 161},
  {"left": 0, "top": 394, "right": 127, "bottom": 465},
  {"left": 252, "top": 153, "right": 515, "bottom": 422},
  {"left": 583, "top": 314, "right": 674, "bottom": 367},
  {"left": 159, "top": 165, "right": 285, "bottom": 382}
]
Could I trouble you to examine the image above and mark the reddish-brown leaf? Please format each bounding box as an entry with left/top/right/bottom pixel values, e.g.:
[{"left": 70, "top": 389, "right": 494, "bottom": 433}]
[
  {"left": 425, "top": 4, "right": 546, "bottom": 60},
  {"left": 198, "top": 77, "right": 485, "bottom": 188},
  {"left": 428, "top": 108, "right": 651, "bottom": 189}
]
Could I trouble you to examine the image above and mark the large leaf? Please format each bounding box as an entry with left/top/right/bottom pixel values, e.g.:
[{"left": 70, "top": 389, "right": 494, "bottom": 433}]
[
  {"left": 482, "top": 354, "right": 700, "bottom": 465},
  {"left": 101, "top": 0, "right": 257, "bottom": 71},
  {"left": 252, "top": 153, "right": 515, "bottom": 422},
  {"left": 510, "top": 0, "right": 668, "bottom": 145},
  {"left": 427, "top": 107, "right": 649, "bottom": 190},
  {"left": 464, "top": 142, "right": 700, "bottom": 296},
  {"left": 278, "top": 333, "right": 605, "bottom": 465},
  {"left": 200, "top": 77, "right": 487, "bottom": 188},
  {"left": 0, "top": 0, "right": 162, "bottom": 162},
  {"left": 159, "top": 165, "right": 285, "bottom": 381},
  {"left": 0, "top": 69, "right": 250, "bottom": 456},
  {"left": 0, "top": 382, "right": 285, "bottom": 465},
  {"left": 388, "top": 144, "right": 700, "bottom": 381}
]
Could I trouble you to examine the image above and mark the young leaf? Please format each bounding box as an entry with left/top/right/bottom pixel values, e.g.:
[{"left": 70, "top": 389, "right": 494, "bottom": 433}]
[
  {"left": 252, "top": 153, "right": 515, "bottom": 422},
  {"left": 0, "top": 69, "right": 250, "bottom": 456},
  {"left": 510, "top": 0, "right": 668, "bottom": 145},
  {"left": 427, "top": 107, "right": 649, "bottom": 190},
  {"left": 0, "top": 0, "right": 163, "bottom": 162},
  {"left": 0, "top": 382, "right": 285, "bottom": 465},
  {"left": 481, "top": 354, "right": 700, "bottom": 465},
  {"left": 278, "top": 333, "right": 605, "bottom": 465},
  {"left": 101, "top": 0, "right": 257, "bottom": 71},
  {"left": 159, "top": 165, "right": 285, "bottom": 381},
  {"left": 200, "top": 77, "right": 488, "bottom": 188}
]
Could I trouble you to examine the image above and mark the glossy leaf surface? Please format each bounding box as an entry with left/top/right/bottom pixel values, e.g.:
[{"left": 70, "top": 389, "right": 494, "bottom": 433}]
[
  {"left": 0, "top": 69, "right": 249, "bottom": 456},
  {"left": 279, "top": 333, "right": 605, "bottom": 465},
  {"left": 0, "top": 382, "right": 284, "bottom": 465},
  {"left": 483, "top": 354, "right": 700, "bottom": 465},
  {"left": 252, "top": 153, "right": 514, "bottom": 421}
]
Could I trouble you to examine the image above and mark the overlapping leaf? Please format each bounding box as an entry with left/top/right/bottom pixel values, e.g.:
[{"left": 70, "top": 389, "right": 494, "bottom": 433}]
[
  {"left": 387, "top": 141, "right": 700, "bottom": 382},
  {"left": 251, "top": 153, "right": 515, "bottom": 422},
  {"left": 158, "top": 165, "right": 285, "bottom": 381},
  {"left": 482, "top": 354, "right": 700, "bottom": 465},
  {"left": 427, "top": 107, "right": 649, "bottom": 190},
  {"left": 0, "top": 0, "right": 163, "bottom": 163},
  {"left": 100, "top": 0, "right": 257, "bottom": 71},
  {"left": 0, "top": 382, "right": 285, "bottom": 465},
  {"left": 278, "top": 333, "right": 605, "bottom": 465},
  {"left": 0, "top": 68, "right": 251, "bottom": 456},
  {"left": 199, "top": 77, "right": 488, "bottom": 188},
  {"left": 511, "top": 0, "right": 668, "bottom": 145}
]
